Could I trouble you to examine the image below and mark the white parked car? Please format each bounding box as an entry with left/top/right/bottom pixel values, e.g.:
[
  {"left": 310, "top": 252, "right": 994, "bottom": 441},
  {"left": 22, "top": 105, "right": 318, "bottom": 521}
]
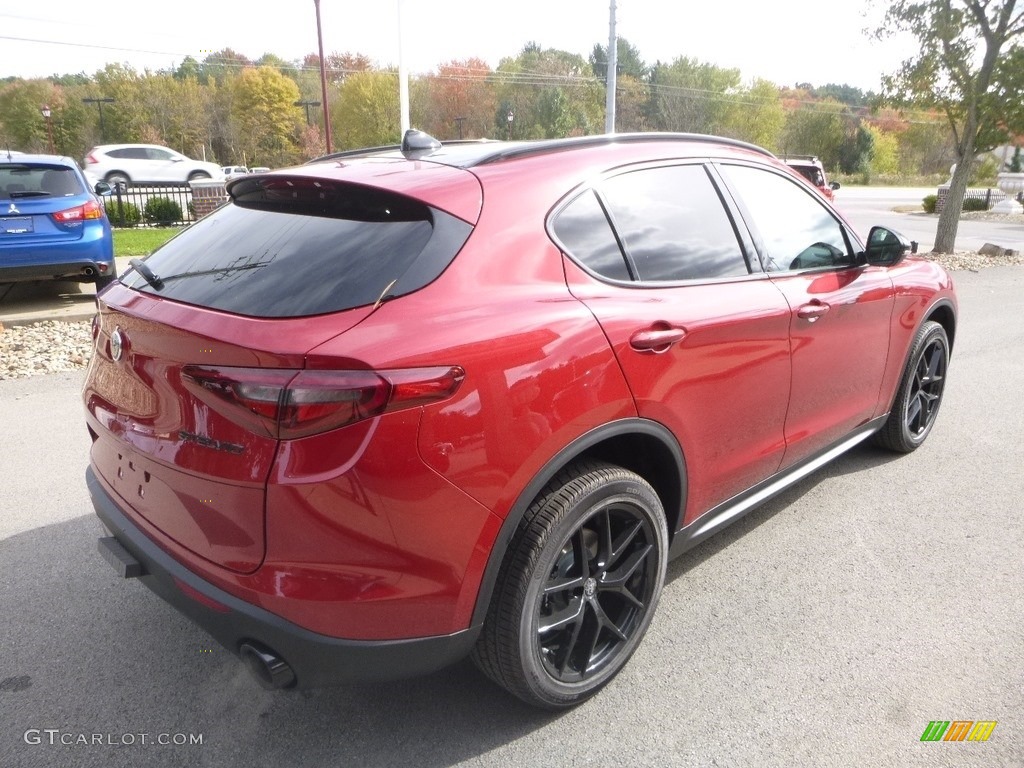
[
  {"left": 222, "top": 165, "right": 249, "bottom": 179},
  {"left": 84, "top": 144, "right": 223, "bottom": 188}
]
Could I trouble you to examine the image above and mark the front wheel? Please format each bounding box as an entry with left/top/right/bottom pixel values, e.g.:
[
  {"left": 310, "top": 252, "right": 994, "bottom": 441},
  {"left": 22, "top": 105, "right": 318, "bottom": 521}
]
[
  {"left": 472, "top": 461, "right": 668, "bottom": 709},
  {"left": 875, "top": 320, "right": 949, "bottom": 452},
  {"left": 188, "top": 171, "right": 211, "bottom": 182}
]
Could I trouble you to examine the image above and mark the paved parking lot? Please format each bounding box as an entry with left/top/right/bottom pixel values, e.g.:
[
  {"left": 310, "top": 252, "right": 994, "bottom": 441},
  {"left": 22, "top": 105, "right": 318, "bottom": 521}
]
[{"left": 0, "top": 267, "right": 1021, "bottom": 768}]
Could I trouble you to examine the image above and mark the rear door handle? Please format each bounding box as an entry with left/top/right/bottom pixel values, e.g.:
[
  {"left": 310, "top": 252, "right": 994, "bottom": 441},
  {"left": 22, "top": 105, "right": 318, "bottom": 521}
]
[
  {"left": 797, "top": 302, "right": 831, "bottom": 322},
  {"left": 629, "top": 327, "right": 686, "bottom": 352}
]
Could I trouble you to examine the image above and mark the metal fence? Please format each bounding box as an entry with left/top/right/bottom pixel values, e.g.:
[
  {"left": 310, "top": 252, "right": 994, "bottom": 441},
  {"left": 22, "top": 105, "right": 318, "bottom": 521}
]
[{"left": 102, "top": 184, "right": 195, "bottom": 228}]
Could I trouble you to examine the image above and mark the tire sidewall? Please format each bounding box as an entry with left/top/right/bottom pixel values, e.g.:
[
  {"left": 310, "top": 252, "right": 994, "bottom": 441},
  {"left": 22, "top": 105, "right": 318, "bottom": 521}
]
[
  {"left": 895, "top": 322, "right": 948, "bottom": 448},
  {"left": 516, "top": 476, "right": 668, "bottom": 706}
]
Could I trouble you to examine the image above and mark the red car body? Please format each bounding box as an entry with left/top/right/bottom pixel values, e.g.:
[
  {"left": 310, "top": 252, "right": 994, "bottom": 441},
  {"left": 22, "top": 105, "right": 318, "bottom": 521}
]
[{"left": 84, "top": 133, "right": 956, "bottom": 706}]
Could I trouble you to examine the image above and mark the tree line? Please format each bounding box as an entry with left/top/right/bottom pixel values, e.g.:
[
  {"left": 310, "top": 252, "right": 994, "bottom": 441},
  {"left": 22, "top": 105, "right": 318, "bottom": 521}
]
[{"left": 0, "top": 38, "right": 961, "bottom": 178}]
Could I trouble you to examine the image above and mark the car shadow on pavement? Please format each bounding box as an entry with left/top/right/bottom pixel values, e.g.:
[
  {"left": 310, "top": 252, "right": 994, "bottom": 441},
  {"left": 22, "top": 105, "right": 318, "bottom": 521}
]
[
  {"left": 667, "top": 442, "right": 903, "bottom": 582},
  {"left": 0, "top": 443, "right": 905, "bottom": 768},
  {"left": 0, "top": 514, "right": 561, "bottom": 768},
  {"left": 0, "top": 280, "right": 95, "bottom": 322}
]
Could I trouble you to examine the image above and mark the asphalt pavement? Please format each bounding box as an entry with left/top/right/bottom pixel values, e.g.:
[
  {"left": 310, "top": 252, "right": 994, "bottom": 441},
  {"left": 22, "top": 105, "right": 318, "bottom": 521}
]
[{"left": 0, "top": 266, "right": 1021, "bottom": 768}]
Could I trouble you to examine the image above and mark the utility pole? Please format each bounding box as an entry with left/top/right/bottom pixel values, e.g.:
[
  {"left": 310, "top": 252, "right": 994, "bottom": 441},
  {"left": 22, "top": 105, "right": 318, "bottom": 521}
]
[
  {"left": 294, "top": 99, "right": 321, "bottom": 125},
  {"left": 604, "top": 0, "right": 617, "bottom": 134},
  {"left": 313, "top": 0, "right": 333, "bottom": 153},
  {"left": 398, "top": 0, "right": 410, "bottom": 134},
  {"left": 83, "top": 97, "right": 115, "bottom": 142}
]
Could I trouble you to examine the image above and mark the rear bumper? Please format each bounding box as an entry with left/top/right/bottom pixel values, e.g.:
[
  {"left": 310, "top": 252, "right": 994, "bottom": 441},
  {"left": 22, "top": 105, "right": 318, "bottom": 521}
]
[
  {"left": 0, "top": 259, "right": 114, "bottom": 282},
  {"left": 86, "top": 467, "right": 480, "bottom": 688}
]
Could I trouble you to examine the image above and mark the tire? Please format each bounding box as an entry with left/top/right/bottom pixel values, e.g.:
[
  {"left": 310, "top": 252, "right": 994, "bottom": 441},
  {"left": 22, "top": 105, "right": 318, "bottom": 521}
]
[
  {"left": 105, "top": 172, "right": 130, "bottom": 192},
  {"left": 472, "top": 460, "right": 668, "bottom": 709},
  {"left": 188, "top": 171, "right": 211, "bottom": 182},
  {"left": 95, "top": 274, "right": 116, "bottom": 292},
  {"left": 875, "top": 320, "right": 949, "bottom": 453}
]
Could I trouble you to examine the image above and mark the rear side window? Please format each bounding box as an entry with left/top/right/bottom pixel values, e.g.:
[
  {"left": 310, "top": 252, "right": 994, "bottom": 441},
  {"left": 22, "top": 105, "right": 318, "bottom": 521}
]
[
  {"left": 599, "top": 165, "right": 750, "bottom": 282},
  {"left": 551, "top": 190, "right": 631, "bottom": 281},
  {"left": 121, "top": 177, "right": 473, "bottom": 317}
]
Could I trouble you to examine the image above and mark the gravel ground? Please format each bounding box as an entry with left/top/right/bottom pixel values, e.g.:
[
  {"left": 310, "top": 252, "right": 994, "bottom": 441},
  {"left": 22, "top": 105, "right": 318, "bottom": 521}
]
[{"left": 1, "top": 249, "right": 1021, "bottom": 381}]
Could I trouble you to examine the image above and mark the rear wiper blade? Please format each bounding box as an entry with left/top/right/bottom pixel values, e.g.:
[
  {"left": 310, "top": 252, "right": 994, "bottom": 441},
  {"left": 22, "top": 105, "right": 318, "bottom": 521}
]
[
  {"left": 129, "top": 258, "right": 164, "bottom": 289},
  {"left": 9, "top": 191, "right": 50, "bottom": 198}
]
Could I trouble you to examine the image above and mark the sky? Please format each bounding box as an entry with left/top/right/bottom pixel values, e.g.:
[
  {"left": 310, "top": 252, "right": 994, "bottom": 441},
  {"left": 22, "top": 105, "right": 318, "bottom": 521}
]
[{"left": 1, "top": 1, "right": 909, "bottom": 92}]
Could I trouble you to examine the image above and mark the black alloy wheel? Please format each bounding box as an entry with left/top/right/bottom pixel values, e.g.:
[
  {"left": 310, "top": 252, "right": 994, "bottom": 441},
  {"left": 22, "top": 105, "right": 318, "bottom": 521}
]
[
  {"left": 876, "top": 320, "right": 950, "bottom": 452},
  {"left": 473, "top": 461, "right": 668, "bottom": 709}
]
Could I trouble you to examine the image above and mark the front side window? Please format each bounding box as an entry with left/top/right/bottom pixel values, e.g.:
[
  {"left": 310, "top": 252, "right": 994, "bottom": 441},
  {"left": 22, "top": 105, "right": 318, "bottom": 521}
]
[
  {"left": 599, "top": 165, "right": 750, "bottom": 282},
  {"left": 721, "top": 164, "right": 853, "bottom": 271}
]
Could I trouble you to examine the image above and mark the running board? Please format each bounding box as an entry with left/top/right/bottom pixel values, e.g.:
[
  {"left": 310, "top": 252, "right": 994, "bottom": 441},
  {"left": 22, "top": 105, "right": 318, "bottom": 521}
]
[{"left": 668, "top": 417, "right": 887, "bottom": 558}]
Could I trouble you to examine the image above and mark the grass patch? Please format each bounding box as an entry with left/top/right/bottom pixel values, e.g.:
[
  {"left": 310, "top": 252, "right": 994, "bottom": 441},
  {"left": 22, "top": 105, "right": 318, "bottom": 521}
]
[{"left": 113, "top": 227, "right": 179, "bottom": 258}]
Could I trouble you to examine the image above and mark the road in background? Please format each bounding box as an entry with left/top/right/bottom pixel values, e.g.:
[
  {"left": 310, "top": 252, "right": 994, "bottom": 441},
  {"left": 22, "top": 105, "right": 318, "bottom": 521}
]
[
  {"left": 1, "top": 267, "right": 1021, "bottom": 767},
  {"left": 835, "top": 186, "right": 1024, "bottom": 253}
]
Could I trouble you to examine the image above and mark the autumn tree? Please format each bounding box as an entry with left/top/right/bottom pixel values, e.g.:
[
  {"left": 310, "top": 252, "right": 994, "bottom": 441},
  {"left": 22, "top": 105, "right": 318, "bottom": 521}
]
[
  {"left": 416, "top": 59, "right": 497, "bottom": 140},
  {"left": 780, "top": 102, "right": 850, "bottom": 169},
  {"left": 493, "top": 45, "right": 603, "bottom": 139},
  {"left": 646, "top": 58, "right": 740, "bottom": 134},
  {"left": 721, "top": 79, "right": 785, "bottom": 150},
  {"left": 231, "top": 66, "right": 303, "bottom": 167},
  {"left": 878, "top": 0, "right": 1024, "bottom": 252},
  {"left": 333, "top": 70, "right": 401, "bottom": 149}
]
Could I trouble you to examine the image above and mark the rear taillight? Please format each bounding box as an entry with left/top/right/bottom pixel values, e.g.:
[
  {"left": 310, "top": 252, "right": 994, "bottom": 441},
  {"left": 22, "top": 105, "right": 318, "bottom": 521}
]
[
  {"left": 181, "top": 365, "right": 465, "bottom": 439},
  {"left": 85, "top": 153, "right": 98, "bottom": 165},
  {"left": 51, "top": 199, "right": 103, "bottom": 223}
]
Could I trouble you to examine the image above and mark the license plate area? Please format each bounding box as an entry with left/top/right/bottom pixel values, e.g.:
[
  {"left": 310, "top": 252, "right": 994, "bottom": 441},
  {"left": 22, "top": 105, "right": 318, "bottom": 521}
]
[{"left": 0, "top": 217, "right": 33, "bottom": 234}]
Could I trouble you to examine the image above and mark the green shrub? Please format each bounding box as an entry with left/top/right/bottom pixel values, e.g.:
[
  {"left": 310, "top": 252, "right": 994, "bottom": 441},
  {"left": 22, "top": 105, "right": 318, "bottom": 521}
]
[
  {"left": 922, "top": 194, "right": 937, "bottom": 214},
  {"left": 103, "top": 198, "right": 141, "bottom": 227},
  {"left": 144, "top": 197, "right": 183, "bottom": 225},
  {"left": 962, "top": 197, "right": 988, "bottom": 212}
]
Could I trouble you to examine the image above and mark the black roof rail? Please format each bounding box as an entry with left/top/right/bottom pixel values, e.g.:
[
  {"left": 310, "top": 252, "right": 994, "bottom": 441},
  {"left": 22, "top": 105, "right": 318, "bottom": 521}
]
[
  {"left": 306, "top": 132, "right": 775, "bottom": 169},
  {"left": 469, "top": 133, "right": 777, "bottom": 165}
]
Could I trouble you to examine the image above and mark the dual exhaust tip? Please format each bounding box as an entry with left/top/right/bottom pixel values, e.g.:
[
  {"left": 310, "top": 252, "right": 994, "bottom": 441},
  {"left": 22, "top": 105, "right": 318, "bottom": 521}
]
[{"left": 239, "top": 642, "right": 296, "bottom": 690}]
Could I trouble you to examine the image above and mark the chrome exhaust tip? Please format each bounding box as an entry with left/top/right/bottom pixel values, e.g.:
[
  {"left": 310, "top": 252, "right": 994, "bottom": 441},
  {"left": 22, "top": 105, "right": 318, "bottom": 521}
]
[{"left": 239, "top": 642, "right": 296, "bottom": 690}]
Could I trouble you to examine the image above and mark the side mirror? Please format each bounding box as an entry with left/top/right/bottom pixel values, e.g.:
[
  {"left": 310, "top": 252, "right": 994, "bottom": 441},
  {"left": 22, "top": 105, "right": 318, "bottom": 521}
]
[
  {"left": 94, "top": 181, "right": 112, "bottom": 196},
  {"left": 864, "top": 225, "right": 917, "bottom": 267},
  {"left": 830, "top": 181, "right": 841, "bottom": 190}
]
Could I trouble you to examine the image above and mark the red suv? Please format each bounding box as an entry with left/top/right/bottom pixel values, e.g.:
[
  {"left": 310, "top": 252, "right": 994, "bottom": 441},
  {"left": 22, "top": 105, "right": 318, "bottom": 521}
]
[{"left": 84, "top": 131, "right": 956, "bottom": 709}]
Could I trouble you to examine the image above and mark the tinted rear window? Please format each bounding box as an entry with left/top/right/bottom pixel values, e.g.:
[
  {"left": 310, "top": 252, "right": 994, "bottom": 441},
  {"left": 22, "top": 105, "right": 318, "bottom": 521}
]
[
  {"left": 0, "top": 164, "right": 85, "bottom": 199},
  {"left": 121, "top": 177, "right": 473, "bottom": 317}
]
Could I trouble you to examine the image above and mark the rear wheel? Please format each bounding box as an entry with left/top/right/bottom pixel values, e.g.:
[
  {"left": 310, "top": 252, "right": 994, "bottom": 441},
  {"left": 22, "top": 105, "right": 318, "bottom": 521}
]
[
  {"left": 473, "top": 461, "right": 668, "bottom": 709},
  {"left": 188, "top": 171, "right": 211, "bottom": 182},
  {"left": 876, "top": 320, "right": 949, "bottom": 452}
]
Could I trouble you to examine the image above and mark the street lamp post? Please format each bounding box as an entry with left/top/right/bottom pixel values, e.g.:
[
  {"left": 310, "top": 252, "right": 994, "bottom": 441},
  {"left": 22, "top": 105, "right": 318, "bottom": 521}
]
[
  {"left": 454, "top": 116, "right": 466, "bottom": 140},
  {"left": 506, "top": 110, "right": 514, "bottom": 141},
  {"left": 294, "top": 100, "right": 321, "bottom": 125},
  {"left": 313, "top": 0, "right": 333, "bottom": 153},
  {"left": 83, "top": 97, "right": 115, "bottom": 141},
  {"left": 40, "top": 105, "right": 55, "bottom": 153}
]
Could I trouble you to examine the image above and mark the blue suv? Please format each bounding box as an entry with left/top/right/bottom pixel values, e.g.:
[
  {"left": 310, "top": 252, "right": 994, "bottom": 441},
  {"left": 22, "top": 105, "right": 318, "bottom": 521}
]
[{"left": 0, "top": 153, "right": 116, "bottom": 290}]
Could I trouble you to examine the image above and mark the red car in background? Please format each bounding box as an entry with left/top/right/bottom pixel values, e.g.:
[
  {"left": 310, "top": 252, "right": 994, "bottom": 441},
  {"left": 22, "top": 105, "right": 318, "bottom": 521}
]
[
  {"left": 784, "top": 154, "right": 841, "bottom": 202},
  {"left": 84, "top": 131, "right": 956, "bottom": 709}
]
